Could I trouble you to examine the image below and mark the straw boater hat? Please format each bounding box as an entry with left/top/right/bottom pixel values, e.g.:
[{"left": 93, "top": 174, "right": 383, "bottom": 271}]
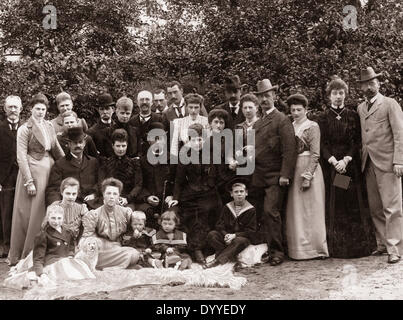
[
  {"left": 253, "top": 79, "right": 279, "bottom": 94},
  {"left": 357, "top": 67, "right": 382, "bottom": 82}
]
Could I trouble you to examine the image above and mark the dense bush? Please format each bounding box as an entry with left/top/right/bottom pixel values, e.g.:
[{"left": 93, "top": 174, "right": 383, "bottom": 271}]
[{"left": 0, "top": 0, "right": 401, "bottom": 124}]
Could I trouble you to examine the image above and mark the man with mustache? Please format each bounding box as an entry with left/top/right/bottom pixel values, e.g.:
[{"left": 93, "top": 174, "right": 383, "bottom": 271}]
[
  {"left": 357, "top": 67, "right": 403, "bottom": 264},
  {"left": 129, "top": 90, "right": 165, "bottom": 156},
  {"left": 0, "top": 96, "right": 23, "bottom": 258},
  {"left": 87, "top": 93, "right": 115, "bottom": 154},
  {"left": 46, "top": 126, "right": 101, "bottom": 209},
  {"left": 153, "top": 89, "right": 169, "bottom": 114},
  {"left": 248, "top": 79, "right": 297, "bottom": 266},
  {"left": 213, "top": 75, "right": 246, "bottom": 130}
]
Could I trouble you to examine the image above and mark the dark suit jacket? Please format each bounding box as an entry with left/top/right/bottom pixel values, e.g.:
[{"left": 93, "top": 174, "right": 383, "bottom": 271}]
[
  {"left": 87, "top": 120, "right": 114, "bottom": 153},
  {"left": 99, "top": 121, "right": 138, "bottom": 158},
  {"left": 214, "top": 102, "right": 245, "bottom": 130},
  {"left": 46, "top": 153, "right": 100, "bottom": 206},
  {"left": 0, "top": 119, "right": 21, "bottom": 187},
  {"left": 251, "top": 109, "right": 297, "bottom": 187},
  {"left": 33, "top": 225, "right": 75, "bottom": 276}
]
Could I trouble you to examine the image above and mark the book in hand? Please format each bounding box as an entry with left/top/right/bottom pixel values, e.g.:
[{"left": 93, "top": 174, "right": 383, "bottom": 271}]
[{"left": 333, "top": 174, "right": 351, "bottom": 190}]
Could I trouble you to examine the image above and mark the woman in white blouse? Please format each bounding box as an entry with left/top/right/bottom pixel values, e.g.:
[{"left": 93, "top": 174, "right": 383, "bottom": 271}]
[
  {"left": 170, "top": 93, "right": 208, "bottom": 157},
  {"left": 8, "top": 93, "right": 64, "bottom": 266}
]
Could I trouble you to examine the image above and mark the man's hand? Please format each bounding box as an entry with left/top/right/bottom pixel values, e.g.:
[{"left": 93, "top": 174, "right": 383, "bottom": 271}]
[
  {"left": 228, "top": 159, "right": 238, "bottom": 171},
  {"left": 166, "top": 247, "right": 174, "bottom": 255},
  {"left": 166, "top": 196, "right": 178, "bottom": 208},
  {"left": 118, "top": 197, "right": 128, "bottom": 206},
  {"left": 84, "top": 194, "right": 96, "bottom": 202},
  {"left": 147, "top": 195, "right": 160, "bottom": 207},
  {"left": 393, "top": 164, "right": 403, "bottom": 177},
  {"left": 279, "top": 176, "right": 290, "bottom": 187},
  {"left": 224, "top": 233, "right": 236, "bottom": 244},
  {"left": 0, "top": 184, "right": 2, "bottom": 192}
]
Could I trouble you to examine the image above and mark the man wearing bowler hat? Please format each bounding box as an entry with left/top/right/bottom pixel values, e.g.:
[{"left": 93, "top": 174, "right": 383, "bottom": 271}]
[
  {"left": 213, "top": 75, "right": 245, "bottom": 130},
  {"left": 87, "top": 93, "right": 116, "bottom": 155},
  {"left": 357, "top": 67, "right": 403, "bottom": 264},
  {"left": 249, "top": 78, "right": 297, "bottom": 266},
  {"left": 46, "top": 126, "right": 101, "bottom": 209}
]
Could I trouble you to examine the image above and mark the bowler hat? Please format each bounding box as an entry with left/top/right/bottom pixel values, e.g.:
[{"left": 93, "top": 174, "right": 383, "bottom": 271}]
[
  {"left": 286, "top": 93, "right": 309, "bottom": 108},
  {"left": 357, "top": 67, "right": 382, "bottom": 82},
  {"left": 223, "top": 75, "right": 242, "bottom": 90},
  {"left": 254, "top": 79, "right": 279, "bottom": 94},
  {"left": 97, "top": 93, "right": 115, "bottom": 108},
  {"left": 66, "top": 126, "right": 86, "bottom": 142},
  {"left": 225, "top": 176, "right": 250, "bottom": 193}
]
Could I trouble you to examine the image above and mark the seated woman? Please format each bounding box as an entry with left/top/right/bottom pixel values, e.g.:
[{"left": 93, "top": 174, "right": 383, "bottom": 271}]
[
  {"left": 81, "top": 178, "right": 141, "bottom": 270},
  {"left": 50, "top": 177, "right": 88, "bottom": 244}
]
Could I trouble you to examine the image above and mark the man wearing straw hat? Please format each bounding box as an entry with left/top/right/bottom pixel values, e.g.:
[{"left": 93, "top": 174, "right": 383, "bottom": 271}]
[{"left": 357, "top": 67, "right": 403, "bottom": 264}]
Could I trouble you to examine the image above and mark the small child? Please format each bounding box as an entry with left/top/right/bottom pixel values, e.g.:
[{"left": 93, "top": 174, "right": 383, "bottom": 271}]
[
  {"left": 204, "top": 178, "right": 257, "bottom": 268},
  {"left": 120, "top": 211, "right": 163, "bottom": 268},
  {"left": 32, "top": 205, "right": 95, "bottom": 284},
  {"left": 152, "top": 211, "right": 192, "bottom": 270}
]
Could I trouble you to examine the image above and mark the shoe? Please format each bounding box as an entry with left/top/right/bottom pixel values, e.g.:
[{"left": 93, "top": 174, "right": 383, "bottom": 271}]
[
  {"left": 269, "top": 256, "right": 283, "bottom": 266},
  {"left": 387, "top": 254, "right": 400, "bottom": 264},
  {"left": 372, "top": 248, "right": 387, "bottom": 256},
  {"left": 203, "top": 259, "right": 220, "bottom": 269},
  {"left": 261, "top": 252, "right": 270, "bottom": 263},
  {"left": 194, "top": 250, "right": 205, "bottom": 264}
]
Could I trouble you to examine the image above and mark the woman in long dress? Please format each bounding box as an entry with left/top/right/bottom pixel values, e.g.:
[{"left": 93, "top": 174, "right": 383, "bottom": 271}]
[
  {"left": 316, "top": 77, "right": 376, "bottom": 258},
  {"left": 285, "top": 94, "right": 329, "bottom": 260},
  {"left": 8, "top": 93, "right": 65, "bottom": 266}
]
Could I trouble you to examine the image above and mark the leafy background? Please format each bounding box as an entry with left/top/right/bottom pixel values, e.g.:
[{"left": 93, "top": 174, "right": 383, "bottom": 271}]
[{"left": 0, "top": 0, "right": 401, "bottom": 124}]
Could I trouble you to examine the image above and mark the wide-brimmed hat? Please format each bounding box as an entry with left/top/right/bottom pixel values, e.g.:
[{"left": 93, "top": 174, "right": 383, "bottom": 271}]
[
  {"left": 223, "top": 75, "right": 242, "bottom": 90},
  {"left": 254, "top": 79, "right": 279, "bottom": 94},
  {"left": 225, "top": 176, "right": 250, "bottom": 193},
  {"left": 357, "top": 67, "right": 382, "bottom": 83},
  {"left": 66, "top": 126, "right": 86, "bottom": 142},
  {"left": 97, "top": 93, "right": 115, "bottom": 108},
  {"left": 286, "top": 93, "right": 309, "bottom": 108}
]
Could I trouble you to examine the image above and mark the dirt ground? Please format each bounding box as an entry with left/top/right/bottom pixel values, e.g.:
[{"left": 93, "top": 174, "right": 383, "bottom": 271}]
[{"left": 1, "top": 255, "right": 402, "bottom": 300}]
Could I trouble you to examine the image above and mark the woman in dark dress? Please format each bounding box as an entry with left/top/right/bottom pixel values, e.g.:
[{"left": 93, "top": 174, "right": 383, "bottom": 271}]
[{"left": 317, "top": 77, "right": 376, "bottom": 258}]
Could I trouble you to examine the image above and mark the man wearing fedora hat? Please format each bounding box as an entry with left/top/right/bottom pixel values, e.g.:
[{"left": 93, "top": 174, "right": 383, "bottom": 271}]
[
  {"left": 87, "top": 93, "right": 116, "bottom": 155},
  {"left": 213, "top": 75, "right": 246, "bottom": 130},
  {"left": 357, "top": 67, "right": 403, "bottom": 264},
  {"left": 46, "top": 126, "right": 101, "bottom": 209},
  {"left": 248, "top": 78, "right": 297, "bottom": 266}
]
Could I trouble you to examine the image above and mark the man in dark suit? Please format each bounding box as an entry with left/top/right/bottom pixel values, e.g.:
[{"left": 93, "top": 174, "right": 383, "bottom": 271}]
[
  {"left": 0, "top": 96, "right": 23, "bottom": 258},
  {"left": 249, "top": 79, "right": 297, "bottom": 266},
  {"left": 129, "top": 90, "right": 165, "bottom": 156},
  {"left": 153, "top": 89, "right": 169, "bottom": 114},
  {"left": 46, "top": 126, "right": 101, "bottom": 209},
  {"left": 213, "top": 75, "right": 245, "bottom": 129},
  {"left": 87, "top": 93, "right": 115, "bottom": 154}
]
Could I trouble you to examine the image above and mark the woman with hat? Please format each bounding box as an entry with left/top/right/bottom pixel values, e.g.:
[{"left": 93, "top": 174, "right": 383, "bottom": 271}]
[
  {"left": 8, "top": 93, "right": 65, "bottom": 266},
  {"left": 285, "top": 93, "right": 329, "bottom": 260},
  {"left": 317, "top": 77, "right": 376, "bottom": 258}
]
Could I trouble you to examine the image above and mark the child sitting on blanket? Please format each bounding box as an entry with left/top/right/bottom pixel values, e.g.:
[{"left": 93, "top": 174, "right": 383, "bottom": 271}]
[
  {"left": 120, "top": 211, "right": 164, "bottom": 268},
  {"left": 152, "top": 211, "right": 192, "bottom": 270},
  {"left": 33, "top": 205, "right": 95, "bottom": 285},
  {"left": 204, "top": 178, "right": 257, "bottom": 268}
]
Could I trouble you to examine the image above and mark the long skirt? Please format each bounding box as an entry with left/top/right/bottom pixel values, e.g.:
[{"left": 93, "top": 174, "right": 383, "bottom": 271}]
[
  {"left": 286, "top": 155, "right": 329, "bottom": 260},
  {"left": 8, "top": 154, "right": 54, "bottom": 264},
  {"left": 97, "top": 238, "right": 140, "bottom": 269}
]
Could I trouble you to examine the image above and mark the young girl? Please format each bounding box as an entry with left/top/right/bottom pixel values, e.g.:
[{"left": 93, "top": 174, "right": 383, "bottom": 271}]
[
  {"left": 152, "top": 211, "right": 192, "bottom": 270},
  {"left": 121, "top": 211, "right": 163, "bottom": 268},
  {"left": 50, "top": 177, "right": 88, "bottom": 244}
]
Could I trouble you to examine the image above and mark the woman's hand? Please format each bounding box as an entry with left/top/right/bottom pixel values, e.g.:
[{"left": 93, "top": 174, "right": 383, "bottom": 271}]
[
  {"left": 166, "top": 247, "right": 174, "bottom": 255},
  {"left": 335, "top": 160, "right": 347, "bottom": 174},
  {"left": 300, "top": 179, "right": 311, "bottom": 191},
  {"left": 84, "top": 194, "right": 96, "bottom": 202},
  {"left": 27, "top": 182, "right": 36, "bottom": 196}
]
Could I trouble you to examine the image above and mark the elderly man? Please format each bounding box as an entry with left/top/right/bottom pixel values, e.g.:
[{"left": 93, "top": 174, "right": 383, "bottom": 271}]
[
  {"left": 164, "top": 81, "right": 208, "bottom": 122},
  {"left": 0, "top": 96, "right": 23, "bottom": 258},
  {"left": 51, "top": 92, "right": 88, "bottom": 134},
  {"left": 357, "top": 67, "right": 403, "bottom": 264},
  {"left": 249, "top": 79, "right": 297, "bottom": 266},
  {"left": 46, "top": 126, "right": 101, "bottom": 209},
  {"left": 129, "top": 90, "right": 165, "bottom": 156},
  {"left": 213, "top": 75, "right": 245, "bottom": 129}
]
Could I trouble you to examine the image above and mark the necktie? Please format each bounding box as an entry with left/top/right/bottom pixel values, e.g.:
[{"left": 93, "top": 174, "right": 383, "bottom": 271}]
[
  {"left": 231, "top": 107, "right": 237, "bottom": 118},
  {"left": 176, "top": 108, "right": 184, "bottom": 118},
  {"left": 140, "top": 115, "right": 150, "bottom": 124},
  {"left": 367, "top": 100, "right": 375, "bottom": 112}
]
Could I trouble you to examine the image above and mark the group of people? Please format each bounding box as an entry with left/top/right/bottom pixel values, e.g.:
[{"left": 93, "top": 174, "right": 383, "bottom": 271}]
[{"left": 1, "top": 66, "right": 403, "bottom": 284}]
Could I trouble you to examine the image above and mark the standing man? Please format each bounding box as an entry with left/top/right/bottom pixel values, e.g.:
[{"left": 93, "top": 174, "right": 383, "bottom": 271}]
[
  {"left": 357, "top": 67, "right": 403, "bottom": 264},
  {"left": 130, "top": 90, "right": 164, "bottom": 156},
  {"left": 87, "top": 93, "right": 115, "bottom": 153},
  {"left": 0, "top": 96, "right": 22, "bottom": 258},
  {"left": 214, "top": 75, "right": 245, "bottom": 129},
  {"left": 153, "top": 89, "right": 169, "bottom": 114},
  {"left": 249, "top": 79, "right": 297, "bottom": 266}
]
